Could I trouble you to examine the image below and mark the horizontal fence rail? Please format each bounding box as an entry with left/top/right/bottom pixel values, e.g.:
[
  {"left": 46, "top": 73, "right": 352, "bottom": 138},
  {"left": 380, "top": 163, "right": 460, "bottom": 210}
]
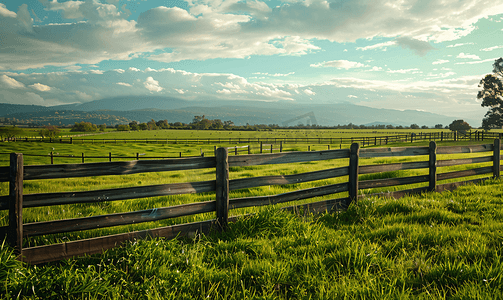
[
  {"left": 7, "top": 130, "right": 503, "bottom": 146},
  {"left": 1, "top": 139, "right": 501, "bottom": 264}
]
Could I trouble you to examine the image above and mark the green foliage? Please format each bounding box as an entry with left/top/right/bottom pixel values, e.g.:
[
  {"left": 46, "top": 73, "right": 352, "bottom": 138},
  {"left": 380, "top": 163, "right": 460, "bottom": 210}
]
[
  {"left": 479, "top": 58, "right": 503, "bottom": 130},
  {"left": 116, "top": 124, "right": 130, "bottom": 131},
  {"left": 71, "top": 121, "right": 98, "bottom": 132},
  {"left": 0, "top": 126, "right": 24, "bottom": 139},
  {"left": 38, "top": 125, "right": 61, "bottom": 138},
  {"left": 448, "top": 119, "right": 471, "bottom": 132},
  {"left": 99, "top": 124, "right": 106, "bottom": 131}
]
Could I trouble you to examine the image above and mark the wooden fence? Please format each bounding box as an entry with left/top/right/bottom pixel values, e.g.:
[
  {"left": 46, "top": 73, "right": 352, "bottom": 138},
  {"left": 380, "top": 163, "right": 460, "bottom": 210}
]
[
  {"left": 9, "top": 131, "right": 503, "bottom": 145},
  {"left": 1, "top": 140, "right": 501, "bottom": 264}
]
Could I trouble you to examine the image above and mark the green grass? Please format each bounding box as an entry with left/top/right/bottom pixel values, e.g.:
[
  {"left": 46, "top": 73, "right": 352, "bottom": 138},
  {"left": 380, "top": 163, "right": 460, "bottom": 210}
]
[
  {"left": 1, "top": 132, "right": 502, "bottom": 298},
  {"left": 2, "top": 179, "right": 503, "bottom": 299}
]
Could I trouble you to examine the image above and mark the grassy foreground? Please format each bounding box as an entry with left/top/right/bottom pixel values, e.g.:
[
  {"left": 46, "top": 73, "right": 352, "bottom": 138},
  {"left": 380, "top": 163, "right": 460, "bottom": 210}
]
[{"left": 2, "top": 179, "right": 503, "bottom": 299}]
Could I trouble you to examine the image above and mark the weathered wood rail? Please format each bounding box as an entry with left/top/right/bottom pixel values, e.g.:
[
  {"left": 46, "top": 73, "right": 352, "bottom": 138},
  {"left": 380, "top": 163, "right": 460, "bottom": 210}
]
[{"left": 1, "top": 140, "right": 501, "bottom": 264}]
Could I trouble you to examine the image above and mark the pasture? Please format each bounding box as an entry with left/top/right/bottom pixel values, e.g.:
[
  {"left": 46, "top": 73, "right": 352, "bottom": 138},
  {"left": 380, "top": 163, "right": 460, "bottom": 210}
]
[{"left": 1, "top": 129, "right": 502, "bottom": 298}]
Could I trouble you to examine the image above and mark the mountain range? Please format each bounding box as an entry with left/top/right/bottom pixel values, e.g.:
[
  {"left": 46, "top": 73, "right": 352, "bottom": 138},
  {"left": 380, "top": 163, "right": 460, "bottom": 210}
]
[{"left": 0, "top": 96, "right": 481, "bottom": 128}]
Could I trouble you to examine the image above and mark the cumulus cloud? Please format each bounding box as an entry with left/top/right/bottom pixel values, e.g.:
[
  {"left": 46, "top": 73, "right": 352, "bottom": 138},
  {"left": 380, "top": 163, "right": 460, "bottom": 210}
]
[
  {"left": 0, "top": 75, "right": 25, "bottom": 89},
  {"left": 310, "top": 60, "right": 365, "bottom": 69},
  {"left": 1, "top": 0, "right": 502, "bottom": 69},
  {"left": 116, "top": 82, "right": 132, "bottom": 87},
  {"left": 144, "top": 77, "right": 163, "bottom": 92},
  {"left": 432, "top": 59, "right": 449, "bottom": 65},
  {"left": 29, "top": 83, "right": 52, "bottom": 92}
]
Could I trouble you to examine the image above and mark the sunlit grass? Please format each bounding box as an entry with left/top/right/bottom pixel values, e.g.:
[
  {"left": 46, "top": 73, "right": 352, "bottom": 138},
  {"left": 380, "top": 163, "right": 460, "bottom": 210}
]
[{"left": 2, "top": 179, "right": 503, "bottom": 299}]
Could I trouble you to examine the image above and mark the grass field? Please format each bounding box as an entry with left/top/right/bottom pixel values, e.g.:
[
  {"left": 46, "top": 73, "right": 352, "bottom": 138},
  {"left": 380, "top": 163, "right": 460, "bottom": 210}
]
[
  {"left": 1, "top": 130, "right": 502, "bottom": 298},
  {"left": 2, "top": 180, "right": 503, "bottom": 299}
]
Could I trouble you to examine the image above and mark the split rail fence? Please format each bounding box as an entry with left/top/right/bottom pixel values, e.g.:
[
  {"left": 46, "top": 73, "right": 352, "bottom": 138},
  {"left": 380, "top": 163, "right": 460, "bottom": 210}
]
[
  {"left": 1, "top": 140, "right": 501, "bottom": 264},
  {"left": 8, "top": 131, "right": 503, "bottom": 146}
]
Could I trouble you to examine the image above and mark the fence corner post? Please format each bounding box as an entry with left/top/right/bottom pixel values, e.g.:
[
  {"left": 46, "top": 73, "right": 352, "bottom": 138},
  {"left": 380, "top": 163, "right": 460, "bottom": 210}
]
[
  {"left": 215, "top": 147, "right": 229, "bottom": 231},
  {"left": 428, "top": 141, "right": 437, "bottom": 192},
  {"left": 8, "top": 153, "right": 23, "bottom": 257},
  {"left": 348, "top": 143, "right": 360, "bottom": 206},
  {"left": 493, "top": 139, "right": 500, "bottom": 178}
]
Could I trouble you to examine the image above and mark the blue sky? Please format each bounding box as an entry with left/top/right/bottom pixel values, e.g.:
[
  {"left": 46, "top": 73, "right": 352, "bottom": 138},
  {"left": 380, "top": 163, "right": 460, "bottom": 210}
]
[{"left": 1, "top": 0, "right": 503, "bottom": 125}]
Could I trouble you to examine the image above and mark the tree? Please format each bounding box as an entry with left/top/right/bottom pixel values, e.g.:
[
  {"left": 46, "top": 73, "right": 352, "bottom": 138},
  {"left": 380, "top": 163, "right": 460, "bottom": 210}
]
[
  {"left": 117, "top": 124, "right": 130, "bottom": 131},
  {"left": 39, "top": 126, "right": 60, "bottom": 138},
  {"left": 410, "top": 124, "right": 420, "bottom": 129},
  {"left": 421, "top": 125, "right": 429, "bottom": 129},
  {"left": 0, "top": 126, "right": 24, "bottom": 140},
  {"left": 99, "top": 124, "right": 106, "bottom": 131},
  {"left": 71, "top": 121, "right": 97, "bottom": 132},
  {"left": 129, "top": 121, "right": 139, "bottom": 131},
  {"left": 478, "top": 57, "right": 503, "bottom": 130},
  {"left": 448, "top": 120, "right": 471, "bottom": 132},
  {"left": 139, "top": 123, "right": 148, "bottom": 130},
  {"left": 434, "top": 124, "right": 443, "bottom": 129}
]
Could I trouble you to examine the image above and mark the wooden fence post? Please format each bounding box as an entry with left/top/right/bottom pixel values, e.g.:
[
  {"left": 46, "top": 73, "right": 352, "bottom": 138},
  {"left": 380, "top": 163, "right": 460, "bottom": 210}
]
[
  {"left": 280, "top": 141, "right": 283, "bottom": 152},
  {"left": 248, "top": 145, "right": 251, "bottom": 154},
  {"left": 493, "top": 139, "right": 500, "bottom": 178},
  {"left": 9, "top": 153, "right": 23, "bottom": 256},
  {"left": 215, "top": 148, "right": 229, "bottom": 230},
  {"left": 82, "top": 153, "right": 85, "bottom": 163},
  {"left": 428, "top": 141, "right": 437, "bottom": 192},
  {"left": 348, "top": 143, "right": 359, "bottom": 205},
  {"left": 109, "top": 152, "right": 112, "bottom": 162},
  {"left": 260, "top": 142, "right": 263, "bottom": 153},
  {"left": 270, "top": 144, "right": 273, "bottom": 153},
  {"left": 50, "top": 151, "right": 53, "bottom": 165}
]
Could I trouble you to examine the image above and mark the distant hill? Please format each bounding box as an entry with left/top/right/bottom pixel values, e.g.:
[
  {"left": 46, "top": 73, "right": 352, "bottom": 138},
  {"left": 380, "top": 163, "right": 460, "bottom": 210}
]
[{"left": 0, "top": 97, "right": 480, "bottom": 127}]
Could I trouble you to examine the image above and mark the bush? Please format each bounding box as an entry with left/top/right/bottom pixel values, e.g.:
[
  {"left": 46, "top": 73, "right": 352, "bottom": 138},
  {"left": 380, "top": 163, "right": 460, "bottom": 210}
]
[{"left": 71, "top": 121, "right": 97, "bottom": 132}]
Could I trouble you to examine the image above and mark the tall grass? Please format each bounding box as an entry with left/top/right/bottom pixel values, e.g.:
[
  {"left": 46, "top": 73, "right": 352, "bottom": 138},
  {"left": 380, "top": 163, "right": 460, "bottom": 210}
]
[{"left": 2, "top": 179, "right": 503, "bottom": 299}]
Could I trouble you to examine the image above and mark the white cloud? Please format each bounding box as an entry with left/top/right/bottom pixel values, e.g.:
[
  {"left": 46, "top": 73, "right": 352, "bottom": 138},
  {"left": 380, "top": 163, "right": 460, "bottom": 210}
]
[
  {"left": 387, "top": 68, "right": 422, "bottom": 74},
  {"left": 29, "top": 83, "right": 52, "bottom": 92},
  {"left": 0, "top": 75, "right": 25, "bottom": 89},
  {"left": 480, "top": 45, "right": 503, "bottom": 51},
  {"left": 457, "top": 52, "right": 480, "bottom": 60},
  {"left": 303, "top": 89, "right": 315, "bottom": 95},
  {"left": 2, "top": 0, "right": 502, "bottom": 70},
  {"left": 432, "top": 59, "right": 449, "bottom": 65},
  {"left": 144, "top": 77, "right": 163, "bottom": 92},
  {"left": 347, "top": 95, "right": 358, "bottom": 98},
  {"left": 447, "top": 42, "right": 474, "bottom": 48},
  {"left": 116, "top": 82, "right": 132, "bottom": 87},
  {"left": 311, "top": 60, "right": 365, "bottom": 69},
  {"left": 356, "top": 41, "right": 396, "bottom": 51}
]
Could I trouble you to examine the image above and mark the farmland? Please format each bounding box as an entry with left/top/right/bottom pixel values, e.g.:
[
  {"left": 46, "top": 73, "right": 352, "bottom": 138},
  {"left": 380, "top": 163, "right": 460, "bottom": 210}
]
[{"left": 1, "top": 129, "right": 503, "bottom": 298}]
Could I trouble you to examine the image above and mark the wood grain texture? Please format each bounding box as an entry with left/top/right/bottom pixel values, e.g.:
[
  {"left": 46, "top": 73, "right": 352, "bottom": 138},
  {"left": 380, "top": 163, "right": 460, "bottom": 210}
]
[
  {"left": 229, "top": 182, "right": 348, "bottom": 210},
  {"left": 21, "top": 181, "right": 215, "bottom": 208},
  {"left": 359, "top": 161, "right": 428, "bottom": 174},
  {"left": 229, "top": 166, "right": 349, "bottom": 190},
  {"left": 437, "top": 144, "right": 493, "bottom": 154},
  {"left": 23, "top": 157, "right": 217, "bottom": 180},
  {"left": 215, "top": 148, "right": 230, "bottom": 230},
  {"left": 360, "top": 146, "right": 429, "bottom": 157},
  {"left": 23, "top": 201, "right": 216, "bottom": 237},
  {"left": 228, "top": 149, "right": 350, "bottom": 167},
  {"left": 9, "top": 153, "right": 23, "bottom": 255},
  {"left": 437, "top": 166, "right": 493, "bottom": 181},
  {"left": 359, "top": 175, "right": 429, "bottom": 189},
  {"left": 437, "top": 156, "right": 493, "bottom": 167}
]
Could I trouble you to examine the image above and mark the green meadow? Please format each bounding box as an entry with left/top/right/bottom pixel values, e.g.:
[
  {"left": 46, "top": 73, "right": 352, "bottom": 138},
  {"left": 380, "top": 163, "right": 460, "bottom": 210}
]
[{"left": 1, "top": 129, "right": 502, "bottom": 299}]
